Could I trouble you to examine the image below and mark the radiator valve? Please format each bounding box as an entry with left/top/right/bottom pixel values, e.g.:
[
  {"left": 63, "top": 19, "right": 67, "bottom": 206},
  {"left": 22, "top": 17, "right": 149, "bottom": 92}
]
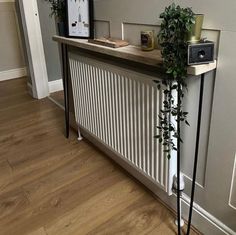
[
  {"left": 173, "top": 173, "right": 185, "bottom": 228},
  {"left": 173, "top": 173, "right": 185, "bottom": 192}
]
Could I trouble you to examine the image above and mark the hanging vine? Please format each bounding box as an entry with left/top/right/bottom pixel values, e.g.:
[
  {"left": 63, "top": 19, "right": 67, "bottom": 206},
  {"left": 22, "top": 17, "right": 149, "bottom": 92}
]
[{"left": 155, "top": 4, "right": 195, "bottom": 159}]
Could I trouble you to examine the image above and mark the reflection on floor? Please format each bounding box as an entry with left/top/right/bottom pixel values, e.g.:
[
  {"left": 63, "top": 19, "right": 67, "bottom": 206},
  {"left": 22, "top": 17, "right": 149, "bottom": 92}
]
[{"left": 50, "top": 90, "right": 64, "bottom": 109}]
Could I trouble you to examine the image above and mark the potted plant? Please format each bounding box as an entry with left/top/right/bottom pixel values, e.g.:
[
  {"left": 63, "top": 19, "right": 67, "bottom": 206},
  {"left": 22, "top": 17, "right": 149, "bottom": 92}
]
[
  {"left": 155, "top": 4, "right": 195, "bottom": 158},
  {"left": 45, "top": 0, "right": 66, "bottom": 36}
]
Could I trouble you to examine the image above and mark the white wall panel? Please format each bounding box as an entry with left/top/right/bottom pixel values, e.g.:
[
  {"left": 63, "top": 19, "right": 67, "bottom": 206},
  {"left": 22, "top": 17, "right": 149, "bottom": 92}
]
[
  {"left": 94, "top": 0, "right": 236, "bottom": 31},
  {"left": 229, "top": 154, "right": 236, "bottom": 210}
]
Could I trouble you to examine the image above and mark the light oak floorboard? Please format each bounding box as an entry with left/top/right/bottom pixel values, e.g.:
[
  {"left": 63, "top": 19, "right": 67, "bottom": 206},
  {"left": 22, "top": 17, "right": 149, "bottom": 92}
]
[{"left": 0, "top": 78, "right": 199, "bottom": 235}]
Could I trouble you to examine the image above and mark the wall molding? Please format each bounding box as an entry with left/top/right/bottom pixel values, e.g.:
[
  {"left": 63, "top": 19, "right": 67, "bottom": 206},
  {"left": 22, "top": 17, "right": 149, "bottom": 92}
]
[
  {"left": 229, "top": 154, "right": 236, "bottom": 210},
  {"left": 0, "top": 67, "right": 27, "bottom": 81},
  {"left": 181, "top": 194, "right": 236, "bottom": 235},
  {"left": 48, "top": 79, "right": 63, "bottom": 93}
]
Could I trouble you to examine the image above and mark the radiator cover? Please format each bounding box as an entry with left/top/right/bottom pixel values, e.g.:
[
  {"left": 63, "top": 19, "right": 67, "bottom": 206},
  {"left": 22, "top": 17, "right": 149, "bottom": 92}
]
[{"left": 68, "top": 52, "right": 176, "bottom": 195}]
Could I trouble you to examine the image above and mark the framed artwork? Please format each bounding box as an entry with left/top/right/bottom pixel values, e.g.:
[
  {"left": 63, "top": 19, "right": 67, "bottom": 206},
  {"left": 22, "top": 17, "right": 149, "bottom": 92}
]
[{"left": 66, "top": 0, "right": 94, "bottom": 38}]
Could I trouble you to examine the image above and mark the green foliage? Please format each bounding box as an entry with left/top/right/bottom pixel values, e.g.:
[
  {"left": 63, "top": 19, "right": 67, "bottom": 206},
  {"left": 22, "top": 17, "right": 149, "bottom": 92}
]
[
  {"left": 159, "top": 3, "right": 195, "bottom": 82},
  {"left": 155, "top": 4, "right": 195, "bottom": 159},
  {"left": 45, "top": 0, "right": 66, "bottom": 21}
]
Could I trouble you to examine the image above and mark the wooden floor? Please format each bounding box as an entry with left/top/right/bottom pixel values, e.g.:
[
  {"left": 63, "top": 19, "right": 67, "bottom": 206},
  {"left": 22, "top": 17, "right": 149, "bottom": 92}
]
[
  {"left": 0, "top": 78, "right": 199, "bottom": 235},
  {"left": 50, "top": 90, "right": 64, "bottom": 108}
]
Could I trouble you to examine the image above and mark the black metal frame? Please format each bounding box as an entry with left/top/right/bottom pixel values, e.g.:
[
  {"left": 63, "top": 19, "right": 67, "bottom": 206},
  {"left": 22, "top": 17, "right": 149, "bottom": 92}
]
[
  {"left": 66, "top": 0, "right": 94, "bottom": 39},
  {"left": 186, "top": 73, "right": 205, "bottom": 234},
  {"left": 60, "top": 41, "right": 206, "bottom": 232},
  {"left": 177, "top": 83, "right": 182, "bottom": 235},
  {"left": 61, "top": 44, "right": 70, "bottom": 138},
  {"left": 176, "top": 73, "right": 205, "bottom": 235}
]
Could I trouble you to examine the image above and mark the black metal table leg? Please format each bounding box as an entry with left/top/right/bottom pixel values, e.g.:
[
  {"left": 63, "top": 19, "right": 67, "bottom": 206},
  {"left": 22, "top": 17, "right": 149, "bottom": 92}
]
[
  {"left": 177, "top": 83, "right": 182, "bottom": 235},
  {"left": 187, "top": 73, "right": 205, "bottom": 234},
  {"left": 61, "top": 43, "right": 70, "bottom": 138}
]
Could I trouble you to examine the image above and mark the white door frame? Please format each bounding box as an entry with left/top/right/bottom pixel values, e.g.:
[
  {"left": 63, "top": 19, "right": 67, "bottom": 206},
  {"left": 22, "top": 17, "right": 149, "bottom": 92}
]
[{"left": 18, "top": 0, "right": 49, "bottom": 99}]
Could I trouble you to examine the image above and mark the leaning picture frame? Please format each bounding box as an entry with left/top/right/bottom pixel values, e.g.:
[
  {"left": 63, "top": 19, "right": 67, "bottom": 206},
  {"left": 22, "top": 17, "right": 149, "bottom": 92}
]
[{"left": 66, "top": 0, "right": 94, "bottom": 39}]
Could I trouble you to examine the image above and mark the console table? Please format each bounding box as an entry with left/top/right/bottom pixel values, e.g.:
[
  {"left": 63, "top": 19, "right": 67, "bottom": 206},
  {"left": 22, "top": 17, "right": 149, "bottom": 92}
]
[
  {"left": 53, "top": 35, "right": 217, "bottom": 234},
  {"left": 53, "top": 35, "right": 216, "bottom": 137}
]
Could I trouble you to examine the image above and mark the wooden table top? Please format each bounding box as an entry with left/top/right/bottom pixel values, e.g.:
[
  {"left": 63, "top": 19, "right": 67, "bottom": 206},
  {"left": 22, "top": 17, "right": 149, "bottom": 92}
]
[{"left": 53, "top": 35, "right": 217, "bottom": 76}]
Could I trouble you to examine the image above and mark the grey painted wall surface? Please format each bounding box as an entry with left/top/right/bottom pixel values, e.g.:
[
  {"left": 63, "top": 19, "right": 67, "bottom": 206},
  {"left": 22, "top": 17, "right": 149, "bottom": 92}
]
[
  {"left": 0, "top": 2, "right": 25, "bottom": 72},
  {"left": 15, "top": 0, "right": 31, "bottom": 84},
  {"left": 93, "top": 0, "right": 236, "bottom": 233},
  {"left": 36, "top": 0, "right": 61, "bottom": 82}
]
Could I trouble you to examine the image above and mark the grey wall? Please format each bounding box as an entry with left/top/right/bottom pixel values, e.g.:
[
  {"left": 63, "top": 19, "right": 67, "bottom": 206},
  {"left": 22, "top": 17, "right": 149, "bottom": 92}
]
[
  {"left": 93, "top": 0, "right": 236, "bottom": 233},
  {"left": 0, "top": 2, "right": 25, "bottom": 72},
  {"left": 36, "top": 0, "right": 61, "bottom": 82},
  {"left": 15, "top": 0, "right": 32, "bottom": 84}
]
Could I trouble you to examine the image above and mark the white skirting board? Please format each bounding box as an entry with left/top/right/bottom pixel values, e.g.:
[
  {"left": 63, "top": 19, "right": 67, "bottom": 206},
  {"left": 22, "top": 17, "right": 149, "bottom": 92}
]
[
  {"left": 26, "top": 79, "right": 63, "bottom": 99},
  {"left": 0, "top": 0, "right": 15, "bottom": 2},
  {"left": 48, "top": 79, "right": 63, "bottom": 93},
  {"left": 0, "top": 67, "right": 27, "bottom": 81},
  {"left": 181, "top": 194, "right": 236, "bottom": 235}
]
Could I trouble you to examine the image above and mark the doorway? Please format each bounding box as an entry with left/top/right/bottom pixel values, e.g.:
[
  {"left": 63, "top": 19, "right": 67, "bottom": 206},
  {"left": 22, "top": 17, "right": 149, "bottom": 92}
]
[{"left": 17, "top": 0, "right": 49, "bottom": 99}]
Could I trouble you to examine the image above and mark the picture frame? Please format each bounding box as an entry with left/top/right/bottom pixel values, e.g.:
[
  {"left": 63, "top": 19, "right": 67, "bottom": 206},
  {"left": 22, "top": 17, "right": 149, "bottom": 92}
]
[{"left": 66, "top": 0, "right": 94, "bottom": 39}]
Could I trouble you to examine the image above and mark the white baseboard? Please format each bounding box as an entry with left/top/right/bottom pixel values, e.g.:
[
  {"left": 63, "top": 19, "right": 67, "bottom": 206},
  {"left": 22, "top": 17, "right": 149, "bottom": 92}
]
[
  {"left": 0, "top": 1, "right": 15, "bottom": 3},
  {"left": 181, "top": 194, "right": 235, "bottom": 235},
  {"left": 0, "top": 67, "right": 27, "bottom": 81},
  {"left": 48, "top": 79, "right": 63, "bottom": 93}
]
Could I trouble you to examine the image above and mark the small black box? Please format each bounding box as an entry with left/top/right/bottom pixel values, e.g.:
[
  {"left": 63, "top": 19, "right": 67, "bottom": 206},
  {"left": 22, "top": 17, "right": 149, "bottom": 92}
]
[{"left": 187, "top": 41, "right": 214, "bottom": 65}]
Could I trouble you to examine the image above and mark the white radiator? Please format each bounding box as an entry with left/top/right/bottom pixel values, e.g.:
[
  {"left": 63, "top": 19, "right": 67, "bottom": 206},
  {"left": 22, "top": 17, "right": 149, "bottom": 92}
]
[{"left": 69, "top": 53, "right": 176, "bottom": 195}]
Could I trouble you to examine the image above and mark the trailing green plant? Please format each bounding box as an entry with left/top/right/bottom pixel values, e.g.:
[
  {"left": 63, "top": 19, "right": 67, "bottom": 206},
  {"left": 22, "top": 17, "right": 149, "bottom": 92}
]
[
  {"left": 155, "top": 4, "right": 195, "bottom": 159},
  {"left": 45, "top": 0, "right": 66, "bottom": 21}
]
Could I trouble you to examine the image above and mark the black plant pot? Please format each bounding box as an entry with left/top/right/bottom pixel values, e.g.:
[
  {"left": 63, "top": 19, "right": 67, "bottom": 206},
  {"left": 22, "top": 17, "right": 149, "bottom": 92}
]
[{"left": 57, "top": 22, "right": 66, "bottom": 36}]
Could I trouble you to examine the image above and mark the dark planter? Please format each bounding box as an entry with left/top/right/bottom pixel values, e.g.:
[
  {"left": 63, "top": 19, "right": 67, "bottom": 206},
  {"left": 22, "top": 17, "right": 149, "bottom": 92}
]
[{"left": 57, "top": 22, "right": 66, "bottom": 36}]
